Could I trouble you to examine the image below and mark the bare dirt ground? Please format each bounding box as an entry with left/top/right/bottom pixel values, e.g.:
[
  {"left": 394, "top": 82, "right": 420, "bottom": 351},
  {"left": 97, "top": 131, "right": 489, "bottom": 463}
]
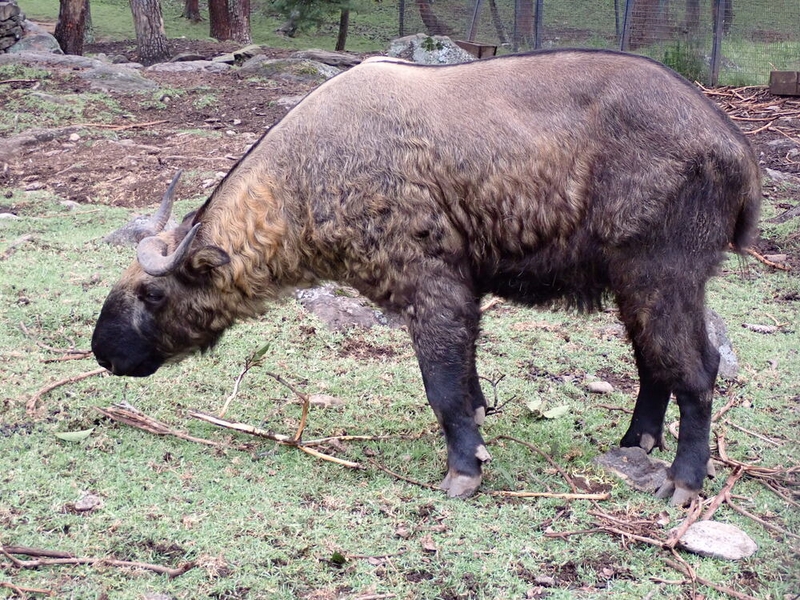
[{"left": 1, "top": 40, "right": 798, "bottom": 266}]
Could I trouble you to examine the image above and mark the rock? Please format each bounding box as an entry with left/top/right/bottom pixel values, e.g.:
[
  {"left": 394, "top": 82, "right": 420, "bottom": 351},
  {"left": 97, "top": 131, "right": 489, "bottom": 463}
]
[
  {"left": 233, "top": 44, "right": 264, "bottom": 63},
  {"left": 765, "top": 168, "right": 800, "bottom": 185},
  {"left": 237, "top": 56, "right": 341, "bottom": 83},
  {"left": 594, "top": 446, "right": 669, "bottom": 493},
  {"left": 73, "top": 492, "right": 103, "bottom": 512},
  {"left": 211, "top": 52, "right": 236, "bottom": 64},
  {"left": 0, "top": 51, "right": 154, "bottom": 91},
  {"left": 169, "top": 51, "right": 206, "bottom": 62},
  {"left": 677, "top": 521, "right": 758, "bottom": 560},
  {"left": 275, "top": 94, "right": 305, "bottom": 108},
  {"left": 147, "top": 60, "right": 231, "bottom": 73},
  {"left": 295, "top": 283, "right": 404, "bottom": 330},
  {"left": 290, "top": 49, "right": 362, "bottom": 68},
  {"left": 587, "top": 380, "right": 614, "bottom": 394},
  {"left": 7, "top": 32, "right": 61, "bottom": 54},
  {"left": 387, "top": 34, "right": 476, "bottom": 65},
  {"left": 705, "top": 308, "right": 738, "bottom": 379},
  {"left": 80, "top": 63, "right": 157, "bottom": 92}
]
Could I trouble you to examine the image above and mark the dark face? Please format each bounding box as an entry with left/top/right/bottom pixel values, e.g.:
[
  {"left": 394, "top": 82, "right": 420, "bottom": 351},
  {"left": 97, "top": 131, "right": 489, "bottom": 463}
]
[{"left": 92, "top": 241, "right": 232, "bottom": 377}]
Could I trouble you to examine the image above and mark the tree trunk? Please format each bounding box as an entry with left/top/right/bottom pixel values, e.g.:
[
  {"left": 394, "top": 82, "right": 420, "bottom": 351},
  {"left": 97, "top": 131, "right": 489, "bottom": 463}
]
[
  {"left": 209, "top": 0, "right": 251, "bottom": 43},
  {"left": 335, "top": 8, "right": 349, "bottom": 51},
  {"left": 181, "top": 0, "right": 203, "bottom": 23},
  {"left": 129, "top": 0, "right": 171, "bottom": 65},
  {"left": 54, "top": 0, "right": 87, "bottom": 56},
  {"left": 83, "top": 0, "right": 94, "bottom": 44}
]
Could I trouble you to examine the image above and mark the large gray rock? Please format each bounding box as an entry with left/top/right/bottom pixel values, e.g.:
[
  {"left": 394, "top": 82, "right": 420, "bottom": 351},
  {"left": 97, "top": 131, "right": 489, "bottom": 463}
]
[
  {"left": 290, "top": 49, "right": 361, "bottom": 68},
  {"left": 388, "top": 34, "right": 476, "bottom": 65},
  {"left": 0, "top": 51, "right": 151, "bottom": 94},
  {"left": 594, "top": 446, "right": 669, "bottom": 493},
  {"left": 6, "top": 31, "right": 61, "bottom": 54},
  {"left": 237, "top": 56, "right": 340, "bottom": 83},
  {"left": 147, "top": 60, "right": 231, "bottom": 73},
  {"left": 677, "top": 521, "right": 758, "bottom": 560},
  {"left": 296, "top": 284, "right": 404, "bottom": 330},
  {"left": 705, "top": 308, "right": 738, "bottom": 379}
]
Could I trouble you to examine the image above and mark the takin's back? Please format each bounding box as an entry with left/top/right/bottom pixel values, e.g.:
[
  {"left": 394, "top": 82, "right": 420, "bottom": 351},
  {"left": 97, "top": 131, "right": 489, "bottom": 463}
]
[{"left": 211, "top": 49, "right": 760, "bottom": 304}]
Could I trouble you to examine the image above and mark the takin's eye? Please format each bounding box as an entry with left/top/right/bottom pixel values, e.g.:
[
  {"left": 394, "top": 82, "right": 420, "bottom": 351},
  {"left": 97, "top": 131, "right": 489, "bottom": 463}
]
[{"left": 136, "top": 284, "right": 166, "bottom": 308}]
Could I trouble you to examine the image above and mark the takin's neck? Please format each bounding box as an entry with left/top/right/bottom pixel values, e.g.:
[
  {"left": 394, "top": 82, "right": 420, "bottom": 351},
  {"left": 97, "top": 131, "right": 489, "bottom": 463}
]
[{"left": 201, "top": 172, "right": 315, "bottom": 319}]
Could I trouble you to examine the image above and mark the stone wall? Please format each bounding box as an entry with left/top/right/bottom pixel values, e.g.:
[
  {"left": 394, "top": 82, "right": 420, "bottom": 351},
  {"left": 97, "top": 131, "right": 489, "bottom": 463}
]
[{"left": 0, "top": 0, "right": 23, "bottom": 51}]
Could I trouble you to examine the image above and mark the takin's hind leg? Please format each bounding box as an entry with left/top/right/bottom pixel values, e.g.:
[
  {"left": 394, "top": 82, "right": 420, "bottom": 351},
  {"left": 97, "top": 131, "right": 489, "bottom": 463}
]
[
  {"left": 620, "top": 345, "right": 671, "bottom": 453},
  {"left": 617, "top": 285, "right": 719, "bottom": 506}
]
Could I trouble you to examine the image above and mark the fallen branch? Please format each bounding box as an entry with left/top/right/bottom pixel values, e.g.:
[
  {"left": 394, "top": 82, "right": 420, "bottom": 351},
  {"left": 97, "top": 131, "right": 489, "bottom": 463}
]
[
  {"left": 26, "top": 368, "right": 107, "bottom": 414},
  {"left": 1, "top": 554, "right": 194, "bottom": 579},
  {"left": 744, "top": 247, "right": 792, "bottom": 271},
  {"left": 96, "top": 403, "right": 248, "bottom": 450}
]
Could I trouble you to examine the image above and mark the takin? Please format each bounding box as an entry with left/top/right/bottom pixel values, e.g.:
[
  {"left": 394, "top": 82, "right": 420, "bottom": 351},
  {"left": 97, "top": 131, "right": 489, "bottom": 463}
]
[{"left": 92, "top": 49, "right": 761, "bottom": 506}]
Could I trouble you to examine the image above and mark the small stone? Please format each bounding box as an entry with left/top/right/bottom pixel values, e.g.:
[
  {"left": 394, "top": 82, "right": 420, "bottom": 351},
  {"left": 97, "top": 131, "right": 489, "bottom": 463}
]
[
  {"left": 764, "top": 254, "right": 788, "bottom": 263},
  {"left": 74, "top": 492, "right": 103, "bottom": 512},
  {"left": 68, "top": 133, "right": 80, "bottom": 142},
  {"left": 587, "top": 380, "right": 614, "bottom": 394},
  {"left": 677, "top": 521, "right": 757, "bottom": 560},
  {"left": 60, "top": 200, "right": 80, "bottom": 209}
]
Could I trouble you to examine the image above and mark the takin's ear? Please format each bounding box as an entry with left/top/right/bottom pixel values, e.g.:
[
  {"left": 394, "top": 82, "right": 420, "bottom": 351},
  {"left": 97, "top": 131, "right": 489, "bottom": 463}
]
[{"left": 186, "top": 245, "right": 230, "bottom": 275}]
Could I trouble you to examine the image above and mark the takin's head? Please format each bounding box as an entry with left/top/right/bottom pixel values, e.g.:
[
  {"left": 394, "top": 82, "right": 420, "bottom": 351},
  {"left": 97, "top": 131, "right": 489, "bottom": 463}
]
[{"left": 92, "top": 175, "right": 232, "bottom": 377}]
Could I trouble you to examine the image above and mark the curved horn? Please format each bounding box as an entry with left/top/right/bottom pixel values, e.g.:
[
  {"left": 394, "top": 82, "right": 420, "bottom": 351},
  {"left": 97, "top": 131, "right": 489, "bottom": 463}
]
[
  {"left": 151, "top": 170, "right": 182, "bottom": 233},
  {"left": 137, "top": 223, "right": 200, "bottom": 277}
]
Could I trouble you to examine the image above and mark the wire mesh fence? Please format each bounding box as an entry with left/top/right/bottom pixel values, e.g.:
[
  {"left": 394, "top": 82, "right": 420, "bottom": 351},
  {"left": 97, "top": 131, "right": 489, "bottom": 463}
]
[{"left": 398, "top": 0, "right": 800, "bottom": 85}]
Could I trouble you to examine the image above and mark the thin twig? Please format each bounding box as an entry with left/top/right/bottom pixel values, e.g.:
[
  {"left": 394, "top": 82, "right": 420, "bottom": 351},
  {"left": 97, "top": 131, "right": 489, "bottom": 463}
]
[
  {"left": 724, "top": 493, "right": 800, "bottom": 540},
  {"left": 363, "top": 457, "right": 439, "bottom": 491},
  {"left": 490, "top": 490, "right": 609, "bottom": 500},
  {"left": 724, "top": 420, "right": 783, "bottom": 446},
  {"left": 1, "top": 556, "right": 194, "bottom": 578},
  {"left": 700, "top": 466, "right": 744, "bottom": 522},
  {"left": 664, "top": 559, "right": 760, "bottom": 600},
  {"left": 664, "top": 498, "right": 703, "bottom": 549},
  {"left": 26, "top": 368, "right": 107, "bottom": 414},
  {"left": 489, "top": 434, "right": 577, "bottom": 493}
]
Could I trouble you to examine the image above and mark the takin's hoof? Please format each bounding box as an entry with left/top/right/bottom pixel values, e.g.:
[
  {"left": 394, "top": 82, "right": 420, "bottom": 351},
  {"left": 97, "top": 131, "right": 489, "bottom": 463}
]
[
  {"left": 440, "top": 471, "right": 482, "bottom": 498},
  {"left": 639, "top": 432, "right": 666, "bottom": 453},
  {"left": 654, "top": 479, "right": 699, "bottom": 507}
]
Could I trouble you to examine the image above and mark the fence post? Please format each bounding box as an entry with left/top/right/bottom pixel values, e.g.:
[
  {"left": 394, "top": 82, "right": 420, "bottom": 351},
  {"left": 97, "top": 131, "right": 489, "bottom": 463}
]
[
  {"left": 620, "top": 0, "right": 635, "bottom": 51},
  {"left": 467, "top": 0, "right": 483, "bottom": 42},
  {"left": 398, "top": 0, "right": 405, "bottom": 37},
  {"left": 710, "top": 0, "right": 726, "bottom": 86},
  {"left": 533, "top": 0, "right": 543, "bottom": 49}
]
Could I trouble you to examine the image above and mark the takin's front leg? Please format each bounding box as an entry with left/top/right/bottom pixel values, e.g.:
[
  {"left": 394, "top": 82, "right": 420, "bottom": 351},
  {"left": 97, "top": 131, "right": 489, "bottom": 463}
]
[{"left": 406, "top": 279, "right": 490, "bottom": 498}]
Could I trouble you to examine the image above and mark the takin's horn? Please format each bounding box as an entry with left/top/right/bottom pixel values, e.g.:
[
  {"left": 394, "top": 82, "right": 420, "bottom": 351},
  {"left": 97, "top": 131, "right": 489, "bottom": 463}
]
[
  {"left": 150, "top": 170, "right": 182, "bottom": 233},
  {"left": 137, "top": 223, "right": 200, "bottom": 277}
]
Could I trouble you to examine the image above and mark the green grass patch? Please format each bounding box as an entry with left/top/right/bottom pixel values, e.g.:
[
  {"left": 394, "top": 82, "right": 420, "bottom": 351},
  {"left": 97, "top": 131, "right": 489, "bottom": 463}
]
[{"left": 1, "top": 180, "right": 798, "bottom": 598}]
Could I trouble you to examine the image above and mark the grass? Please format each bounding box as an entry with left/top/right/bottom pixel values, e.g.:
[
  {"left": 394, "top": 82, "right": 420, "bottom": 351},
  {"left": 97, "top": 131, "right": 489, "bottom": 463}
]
[{"left": 1, "top": 179, "right": 798, "bottom": 598}]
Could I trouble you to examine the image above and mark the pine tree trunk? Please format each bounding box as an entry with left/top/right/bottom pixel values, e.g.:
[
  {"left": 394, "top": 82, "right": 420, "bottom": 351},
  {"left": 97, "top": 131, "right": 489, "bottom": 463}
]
[
  {"left": 209, "top": 0, "right": 250, "bottom": 43},
  {"left": 54, "top": 0, "right": 87, "bottom": 56},
  {"left": 129, "top": 0, "right": 170, "bottom": 65},
  {"left": 83, "top": 0, "right": 94, "bottom": 44},
  {"left": 335, "top": 8, "right": 349, "bottom": 51},
  {"left": 181, "top": 0, "right": 203, "bottom": 23}
]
